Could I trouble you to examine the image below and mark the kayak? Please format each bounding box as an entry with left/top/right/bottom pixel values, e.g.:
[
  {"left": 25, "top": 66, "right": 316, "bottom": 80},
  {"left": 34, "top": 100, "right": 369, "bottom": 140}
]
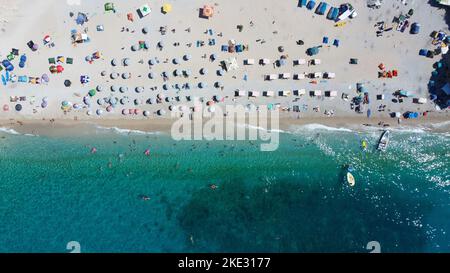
[
  {"left": 361, "top": 139, "right": 368, "bottom": 150},
  {"left": 347, "top": 172, "right": 355, "bottom": 187}
]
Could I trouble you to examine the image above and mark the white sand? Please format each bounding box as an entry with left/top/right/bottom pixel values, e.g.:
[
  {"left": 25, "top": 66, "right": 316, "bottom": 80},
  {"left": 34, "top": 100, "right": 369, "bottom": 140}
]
[{"left": 0, "top": 0, "right": 448, "bottom": 124}]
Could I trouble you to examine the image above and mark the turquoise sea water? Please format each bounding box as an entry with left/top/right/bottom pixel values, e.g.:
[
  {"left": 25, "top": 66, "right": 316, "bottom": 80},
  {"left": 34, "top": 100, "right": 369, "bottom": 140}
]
[{"left": 0, "top": 125, "right": 449, "bottom": 253}]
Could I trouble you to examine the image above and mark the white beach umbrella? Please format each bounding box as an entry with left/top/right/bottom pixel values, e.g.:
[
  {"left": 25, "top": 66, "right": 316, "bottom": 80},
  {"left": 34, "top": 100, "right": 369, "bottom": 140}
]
[
  {"left": 111, "top": 85, "right": 119, "bottom": 92},
  {"left": 96, "top": 109, "right": 103, "bottom": 116},
  {"left": 135, "top": 86, "right": 144, "bottom": 93},
  {"left": 123, "top": 58, "right": 131, "bottom": 66},
  {"left": 111, "top": 59, "right": 118, "bottom": 66},
  {"left": 157, "top": 109, "right": 166, "bottom": 116}
]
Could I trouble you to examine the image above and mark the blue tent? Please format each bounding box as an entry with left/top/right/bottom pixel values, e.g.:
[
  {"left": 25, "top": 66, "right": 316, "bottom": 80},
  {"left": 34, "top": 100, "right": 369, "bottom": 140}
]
[
  {"left": 323, "top": 36, "right": 329, "bottom": 44},
  {"left": 76, "top": 13, "right": 88, "bottom": 25},
  {"left": 410, "top": 23, "right": 420, "bottom": 34},
  {"left": 221, "top": 45, "right": 228, "bottom": 52},
  {"left": 327, "top": 7, "right": 339, "bottom": 20},
  {"left": 315, "top": 2, "right": 328, "bottom": 15},
  {"left": 307, "top": 0, "right": 316, "bottom": 10},
  {"left": 298, "top": 0, "right": 307, "bottom": 7},
  {"left": 307, "top": 46, "right": 319, "bottom": 56},
  {"left": 419, "top": 49, "right": 428, "bottom": 56},
  {"left": 333, "top": 39, "right": 340, "bottom": 47}
]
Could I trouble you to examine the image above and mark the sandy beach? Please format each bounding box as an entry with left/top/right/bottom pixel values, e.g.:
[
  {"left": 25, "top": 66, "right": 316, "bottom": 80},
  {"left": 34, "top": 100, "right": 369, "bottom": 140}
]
[{"left": 0, "top": 0, "right": 449, "bottom": 135}]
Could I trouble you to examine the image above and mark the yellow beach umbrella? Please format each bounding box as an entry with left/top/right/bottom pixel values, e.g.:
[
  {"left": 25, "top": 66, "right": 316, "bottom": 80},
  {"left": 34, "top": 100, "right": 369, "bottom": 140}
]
[{"left": 162, "top": 4, "right": 172, "bottom": 14}]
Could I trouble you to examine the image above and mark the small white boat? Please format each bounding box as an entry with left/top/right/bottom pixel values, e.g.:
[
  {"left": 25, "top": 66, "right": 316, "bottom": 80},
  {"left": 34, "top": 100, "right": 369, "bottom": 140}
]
[
  {"left": 377, "top": 130, "right": 390, "bottom": 151},
  {"left": 347, "top": 172, "right": 355, "bottom": 187}
]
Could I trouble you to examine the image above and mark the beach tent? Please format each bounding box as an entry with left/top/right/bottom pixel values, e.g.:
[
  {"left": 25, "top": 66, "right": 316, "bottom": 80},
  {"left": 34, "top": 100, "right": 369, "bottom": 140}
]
[
  {"left": 279, "top": 90, "right": 291, "bottom": 97},
  {"left": 266, "top": 74, "right": 277, "bottom": 81},
  {"left": 410, "top": 23, "right": 420, "bottom": 34},
  {"left": 419, "top": 49, "right": 429, "bottom": 56},
  {"left": 281, "top": 73, "right": 291, "bottom": 79},
  {"left": 137, "top": 4, "right": 151, "bottom": 18},
  {"left": 313, "top": 90, "right": 322, "bottom": 96},
  {"left": 105, "top": 3, "right": 116, "bottom": 12},
  {"left": 324, "top": 72, "right": 335, "bottom": 79},
  {"left": 299, "top": 0, "right": 307, "bottom": 7},
  {"left": 260, "top": 58, "right": 271, "bottom": 65},
  {"left": 162, "top": 4, "right": 172, "bottom": 14},
  {"left": 307, "top": 47, "right": 320, "bottom": 56},
  {"left": 294, "top": 59, "right": 306, "bottom": 65},
  {"left": 293, "top": 89, "right": 306, "bottom": 96},
  {"left": 263, "top": 91, "right": 275, "bottom": 97},
  {"left": 325, "top": 90, "right": 338, "bottom": 97},
  {"left": 235, "top": 90, "right": 246, "bottom": 97},
  {"left": 249, "top": 91, "right": 260, "bottom": 97},
  {"left": 307, "top": 1, "right": 316, "bottom": 10},
  {"left": 244, "top": 59, "right": 255, "bottom": 65},
  {"left": 294, "top": 73, "right": 306, "bottom": 80},
  {"left": 311, "top": 59, "right": 321, "bottom": 65},
  {"left": 315, "top": 2, "right": 328, "bottom": 15}
]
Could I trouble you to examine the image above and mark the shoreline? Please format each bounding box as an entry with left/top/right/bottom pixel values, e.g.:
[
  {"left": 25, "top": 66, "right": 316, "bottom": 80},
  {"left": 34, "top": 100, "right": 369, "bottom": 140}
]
[{"left": 1, "top": 113, "right": 449, "bottom": 137}]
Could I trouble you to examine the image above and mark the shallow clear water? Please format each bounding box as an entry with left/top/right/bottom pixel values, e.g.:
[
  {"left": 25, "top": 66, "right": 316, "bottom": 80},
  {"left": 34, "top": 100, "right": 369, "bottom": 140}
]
[{"left": 0, "top": 125, "right": 449, "bottom": 252}]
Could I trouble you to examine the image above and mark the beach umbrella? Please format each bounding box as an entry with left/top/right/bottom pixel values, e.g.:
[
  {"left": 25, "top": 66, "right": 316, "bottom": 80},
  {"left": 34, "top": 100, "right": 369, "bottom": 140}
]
[
  {"left": 147, "top": 98, "right": 155, "bottom": 104},
  {"left": 157, "top": 41, "right": 164, "bottom": 48},
  {"left": 214, "top": 95, "right": 223, "bottom": 102},
  {"left": 97, "top": 85, "right": 104, "bottom": 92},
  {"left": 179, "top": 105, "right": 188, "bottom": 112},
  {"left": 97, "top": 98, "right": 105, "bottom": 105},
  {"left": 173, "top": 58, "right": 180, "bottom": 64},
  {"left": 185, "top": 83, "right": 191, "bottom": 90},
  {"left": 143, "top": 110, "right": 150, "bottom": 117},
  {"left": 174, "top": 83, "right": 181, "bottom": 90},
  {"left": 111, "top": 85, "right": 118, "bottom": 92},
  {"left": 157, "top": 93, "right": 165, "bottom": 100},
  {"left": 148, "top": 72, "right": 154, "bottom": 79},
  {"left": 85, "top": 55, "right": 93, "bottom": 62},
  {"left": 120, "top": 86, "right": 128, "bottom": 93},
  {"left": 101, "top": 71, "right": 107, "bottom": 76},
  {"left": 32, "top": 44, "right": 38, "bottom": 51},
  {"left": 89, "top": 89, "right": 97, "bottom": 97},
  {"left": 144, "top": 41, "right": 150, "bottom": 50},
  {"left": 122, "top": 73, "right": 130, "bottom": 79},
  {"left": 42, "top": 97, "right": 49, "bottom": 103},
  {"left": 183, "top": 54, "right": 191, "bottom": 61},
  {"left": 106, "top": 105, "right": 113, "bottom": 112},
  {"left": 210, "top": 54, "right": 217, "bottom": 61},
  {"left": 157, "top": 109, "right": 166, "bottom": 116},
  {"left": 200, "top": 68, "right": 208, "bottom": 75},
  {"left": 41, "top": 101, "right": 48, "bottom": 108},
  {"left": 207, "top": 101, "right": 215, "bottom": 106},
  {"left": 41, "top": 74, "right": 49, "bottom": 83},
  {"left": 56, "top": 65, "right": 64, "bottom": 73},
  {"left": 110, "top": 73, "right": 118, "bottom": 79},
  {"left": 111, "top": 59, "right": 117, "bottom": 66},
  {"left": 123, "top": 58, "right": 131, "bottom": 66},
  {"left": 109, "top": 97, "right": 118, "bottom": 105},
  {"left": 96, "top": 109, "right": 103, "bottom": 116},
  {"left": 64, "top": 80, "right": 72, "bottom": 87},
  {"left": 162, "top": 3, "right": 172, "bottom": 14},
  {"left": 136, "top": 86, "right": 144, "bottom": 93},
  {"left": 120, "top": 98, "right": 128, "bottom": 105},
  {"left": 183, "top": 70, "right": 191, "bottom": 77},
  {"left": 148, "top": 58, "right": 156, "bottom": 65},
  {"left": 278, "top": 46, "right": 285, "bottom": 53},
  {"left": 134, "top": 109, "right": 141, "bottom": 115},
  {"left": 214, "top": 81, "right": 222, "bottom": 88},
  {"left": 193, "top": 105, "right": 201, "bottom": 112},
  {"left": 142, "top": 27, "right": 149, "bottom": 34},
  {"left": 122, "top": 109, "right": 128, "bottom": 115},
  {"left": 198, "top": 82, "right": 207, "bottom": 89},
  {"left": 87, "top": 110, "right": 93, "bottom": 116},
  {"left": 3, "top": 104, "right": 9, "bottom": 111},
  {"left": 208, "top": 106, "right": 216, "bottom": 113},
  {"left": 73, "top": 104, "right": 81, "bottom": 110},
  {"left": 217, "top": 69, "right": 224, "bottom": 76},
  {"left": 83, "top": 96, "right": 90, "bottom": 105},
  {"left": 174, "top": 69, "right": 182, "bottom": 77},
  {"left": 163, "top": 84, "right": 170, "bottom": 90},
  {"left": 131, "top": 44, "right": 139, "bottom": 51}
]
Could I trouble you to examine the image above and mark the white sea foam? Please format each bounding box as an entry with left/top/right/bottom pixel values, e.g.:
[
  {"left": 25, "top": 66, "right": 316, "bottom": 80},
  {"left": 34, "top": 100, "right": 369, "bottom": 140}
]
[
  {"left": 240, "top": 124, "right": 286, "bottom": 133},
  {"left": 289, "top": 124, "right": 353, "bottom": 133},
  {"left": 0, "top": 127, "right": 37, "bottom": 136},
  {"left": 95, "top": 126, "right": 163, "bottom": 136}
]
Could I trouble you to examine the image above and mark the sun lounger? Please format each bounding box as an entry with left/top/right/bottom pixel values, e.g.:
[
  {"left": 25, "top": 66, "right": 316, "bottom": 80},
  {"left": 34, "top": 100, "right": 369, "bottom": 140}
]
[{"left": 293, "top": 89, "right": 306, "bottom": 96}]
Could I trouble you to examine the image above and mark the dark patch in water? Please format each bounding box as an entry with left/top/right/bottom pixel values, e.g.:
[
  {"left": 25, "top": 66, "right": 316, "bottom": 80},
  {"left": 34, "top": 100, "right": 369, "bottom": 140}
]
[{"left": 177, "top": 179, "right": 429, "bottom": 252}]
